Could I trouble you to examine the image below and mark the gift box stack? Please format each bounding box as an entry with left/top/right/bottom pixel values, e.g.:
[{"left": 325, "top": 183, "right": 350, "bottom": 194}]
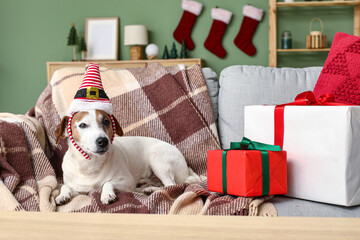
[{"left": 207, "top": 32, "right": 360, "bottom": 206}]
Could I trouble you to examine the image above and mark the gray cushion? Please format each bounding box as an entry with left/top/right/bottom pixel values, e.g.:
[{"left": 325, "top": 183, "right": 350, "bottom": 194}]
[
  {"left": 218, "top": 65, "right": 322, "bottom": 149},
  {"left": 201, "top": 68, "right": 219, "bottom": 123},
  {"left": 270, "top": 197, "right": 360, "bottom": 217}
]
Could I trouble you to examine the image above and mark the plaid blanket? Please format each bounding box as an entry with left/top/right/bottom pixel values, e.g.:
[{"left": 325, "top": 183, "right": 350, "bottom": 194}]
[
  {"left": 0, "top": 63, "right": 275, "bottom": 216},
  {"left": 0, "top": 113, "right": 56, "bottom": 212}
]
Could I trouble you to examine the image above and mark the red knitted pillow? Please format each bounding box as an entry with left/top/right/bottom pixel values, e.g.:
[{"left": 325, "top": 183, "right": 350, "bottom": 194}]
[{"left": 313, "top": 32, "right": 360, "bottom": 104}]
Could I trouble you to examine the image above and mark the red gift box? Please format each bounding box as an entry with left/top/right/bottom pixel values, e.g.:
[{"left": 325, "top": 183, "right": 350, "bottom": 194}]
[{"left": 207, "top": 139, "right": 287, "bottom": 197}]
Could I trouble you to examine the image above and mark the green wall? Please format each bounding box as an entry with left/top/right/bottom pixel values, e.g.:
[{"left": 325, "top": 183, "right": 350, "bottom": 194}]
[{"left": 0, "top": 0, "right": 356, "bottom": 113}]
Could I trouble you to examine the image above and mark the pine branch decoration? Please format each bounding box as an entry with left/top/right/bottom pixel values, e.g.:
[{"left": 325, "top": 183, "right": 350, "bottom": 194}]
[{"left": 67, "top": 23, "right": 78, "bottom": 46}]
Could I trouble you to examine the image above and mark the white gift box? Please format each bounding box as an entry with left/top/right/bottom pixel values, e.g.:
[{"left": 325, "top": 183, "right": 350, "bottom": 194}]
[{"left": 244, "top": 105, "right": 360, "bottom": 206}]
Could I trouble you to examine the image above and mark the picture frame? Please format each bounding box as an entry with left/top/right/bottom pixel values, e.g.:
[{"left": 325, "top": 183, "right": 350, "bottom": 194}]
[{"left": 85, "top": 17, "right": 119, "bottom": 60}]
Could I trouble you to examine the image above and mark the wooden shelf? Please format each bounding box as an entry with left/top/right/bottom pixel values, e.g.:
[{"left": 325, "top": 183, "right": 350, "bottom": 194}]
[
  {"left": 277, "top": 1, "right": 360, "bottom": 8},
  {"left": 46, "top": 58, "right": 203, "bottom": 83},
  {"left": 269, "top": 0, "right": 360, "bottom": 67},
  {"left": 277, "top": 48, "right": 331, "bottom": 52}
]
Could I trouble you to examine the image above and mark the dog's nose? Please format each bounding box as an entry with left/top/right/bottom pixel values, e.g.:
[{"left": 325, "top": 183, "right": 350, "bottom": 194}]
[{"left": 96, "top": 137, "right": 109, "bottom": 148}]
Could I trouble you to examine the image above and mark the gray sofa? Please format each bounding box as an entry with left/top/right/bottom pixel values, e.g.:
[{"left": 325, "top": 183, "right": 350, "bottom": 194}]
[{"left": 202, "top": 65, "right": 360, "bottom": 217}]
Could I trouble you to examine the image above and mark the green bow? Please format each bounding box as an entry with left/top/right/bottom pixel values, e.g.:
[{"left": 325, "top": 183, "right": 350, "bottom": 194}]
[{"left": 222, "top": 137, "right": 282, "bottom": 196}]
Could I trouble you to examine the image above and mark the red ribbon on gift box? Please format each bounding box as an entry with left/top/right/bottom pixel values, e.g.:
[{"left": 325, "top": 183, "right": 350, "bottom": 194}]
[{"left": 274, "top": 91, "right": 350, "bottom": 148}]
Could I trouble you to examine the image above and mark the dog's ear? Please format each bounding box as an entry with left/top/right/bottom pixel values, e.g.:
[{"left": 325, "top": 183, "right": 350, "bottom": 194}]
[
  {"left": 54, "top": 116, "right": 70, "bottom": 144},
  {"left": 112, "top": 116, "right": 124, "bottom": 136}
]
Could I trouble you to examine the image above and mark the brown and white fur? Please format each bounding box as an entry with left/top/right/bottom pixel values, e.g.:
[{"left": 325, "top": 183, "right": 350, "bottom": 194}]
[{"left": 54, "top": 109, "right": 200, "bottom": 205}]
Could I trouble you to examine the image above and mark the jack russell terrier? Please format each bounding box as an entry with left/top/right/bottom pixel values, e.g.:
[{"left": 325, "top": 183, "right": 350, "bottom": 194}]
[{"left": 54, "top": 109, "right": 201, "bottom": 205}]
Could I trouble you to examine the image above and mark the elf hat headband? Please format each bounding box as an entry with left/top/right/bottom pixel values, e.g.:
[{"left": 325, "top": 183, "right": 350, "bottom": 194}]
[
  {"left": 67, "top": 63, "right": 116, "bottom": 160},
  {"left": 68, "top": 63, "right": 113, "bottom": 116}
]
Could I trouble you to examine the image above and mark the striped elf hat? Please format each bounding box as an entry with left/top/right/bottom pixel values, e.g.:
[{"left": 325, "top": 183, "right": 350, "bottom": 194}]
[
  {"left": 68, "top": 63, "right": 113, "bottom": 115},
  {"left": 67, "top": 63, "right": 116, "bottom": 160}
]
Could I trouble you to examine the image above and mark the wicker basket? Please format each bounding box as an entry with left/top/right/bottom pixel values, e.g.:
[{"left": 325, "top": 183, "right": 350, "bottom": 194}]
[{"left": 306, "top": 18, "right": 327, "bottom": 49}]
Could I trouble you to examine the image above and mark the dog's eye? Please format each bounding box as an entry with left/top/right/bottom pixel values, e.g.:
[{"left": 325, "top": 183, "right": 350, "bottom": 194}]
[
  {"left": 79, "top": 123, "right": 87, "bottom": 129},
  {"left": 102, "top": 119, "right": 110, "bottom": 126}
]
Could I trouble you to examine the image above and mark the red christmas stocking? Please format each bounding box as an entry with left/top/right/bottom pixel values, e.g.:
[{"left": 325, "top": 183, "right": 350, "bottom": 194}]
[
  {"left": 173, "top": 0, "right": 203, "bottom": 50},
  {"left": 234, "top": 5, "right": 264, "bottom": 56},
  {"left": 204, "top": 8, "right": 233, "bottom": 58}
]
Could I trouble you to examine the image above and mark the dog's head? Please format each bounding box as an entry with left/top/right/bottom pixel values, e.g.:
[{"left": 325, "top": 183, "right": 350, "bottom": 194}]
[{"left": 55, "top": 110, "right": 123, "bottom": 157}]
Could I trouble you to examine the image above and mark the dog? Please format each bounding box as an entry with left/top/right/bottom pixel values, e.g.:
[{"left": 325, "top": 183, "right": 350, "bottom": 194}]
[{"left": 54, "top": 109, "right": 200, "bottom": 205}]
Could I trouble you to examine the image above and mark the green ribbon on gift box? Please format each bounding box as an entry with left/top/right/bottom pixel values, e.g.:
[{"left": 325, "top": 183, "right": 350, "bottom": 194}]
[{"left": 222, "top": 137, "right": 282, "bottom": 196}]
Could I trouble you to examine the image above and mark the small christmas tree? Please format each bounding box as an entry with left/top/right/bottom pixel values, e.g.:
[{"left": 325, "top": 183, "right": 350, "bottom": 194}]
[
  {"left": 79, "top": 33, "right": 87, "bottom": 61},
  {"left": 67, "top": 23, "right": 78, "bottom": 61},
  {"left": 170, "top": 42, "right": 178, "bottom": 59},
  {"left": 180, "top": 40, "right": 187, "bottom": 58},
  {"left": 163, "top": 45, "right": 169, "bottom": 59}
]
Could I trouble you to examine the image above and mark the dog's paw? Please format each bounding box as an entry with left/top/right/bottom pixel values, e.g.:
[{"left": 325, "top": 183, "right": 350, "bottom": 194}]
[
  {"left": 100, "top": 192, "right": 118, "bottom": 205},
  {"left": 55, "top": 194, "right": 71, "bottom": 206},
  {"left": 142, "top": 186, "right": 160, "bottom": 195}
]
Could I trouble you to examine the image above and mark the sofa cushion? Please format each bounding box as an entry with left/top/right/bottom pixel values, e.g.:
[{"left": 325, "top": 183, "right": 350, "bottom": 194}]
[
  {"left": 201, "top": 68, "right": 219, "bottom": 123},
  {"left": 313, "top": 32, "right": 360, "bottom": 105},
  {"left": 270, "top": 197, "right": 360, "bottom": 217},
  {"left": 218, "top": 65, "right": 322, "bottom": 149}
]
